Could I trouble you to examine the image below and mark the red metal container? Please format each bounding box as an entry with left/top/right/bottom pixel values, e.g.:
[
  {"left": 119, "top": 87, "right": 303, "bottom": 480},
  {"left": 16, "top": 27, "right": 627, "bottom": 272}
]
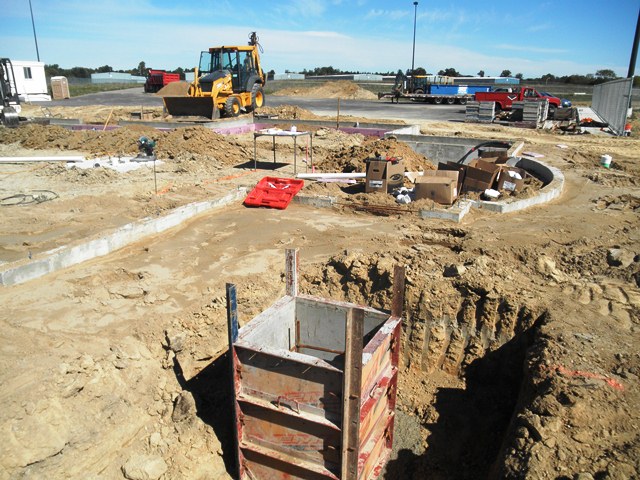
[{"left": 226, "top": 250, "right": 404, "bottom": 479}]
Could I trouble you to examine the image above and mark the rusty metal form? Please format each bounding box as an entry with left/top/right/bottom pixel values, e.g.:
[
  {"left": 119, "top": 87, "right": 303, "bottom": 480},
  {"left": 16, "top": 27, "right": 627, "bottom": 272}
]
[{"left": 226, "top": 249, "right": 404, "bottom": 480}]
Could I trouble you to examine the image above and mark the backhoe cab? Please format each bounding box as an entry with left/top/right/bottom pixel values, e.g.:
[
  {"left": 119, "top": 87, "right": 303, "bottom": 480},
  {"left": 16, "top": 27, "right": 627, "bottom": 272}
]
[{"left": 163, "top": 32, "right": 266, "bottom": 120}]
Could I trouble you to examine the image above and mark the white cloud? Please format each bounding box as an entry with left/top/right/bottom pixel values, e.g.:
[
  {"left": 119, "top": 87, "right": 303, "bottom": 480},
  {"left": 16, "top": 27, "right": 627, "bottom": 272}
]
[
  {"left": 365, "top": 9, "right": 409, "bottom": 21},
  {"left": 494, "top": 44, "right": 569, "bottom": 55}
]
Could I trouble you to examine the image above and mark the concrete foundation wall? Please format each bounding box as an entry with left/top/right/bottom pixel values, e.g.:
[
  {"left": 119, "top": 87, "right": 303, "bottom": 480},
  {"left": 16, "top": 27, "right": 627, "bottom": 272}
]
[{"left": 390, "top": 134, "right": 488, "bottom": 165}]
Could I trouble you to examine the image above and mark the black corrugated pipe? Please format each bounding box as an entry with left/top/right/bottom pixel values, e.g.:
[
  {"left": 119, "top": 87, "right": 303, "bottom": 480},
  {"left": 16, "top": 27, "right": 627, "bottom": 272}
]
[{"left": 456, "top": 141, "right": 512, "bottom": 164}]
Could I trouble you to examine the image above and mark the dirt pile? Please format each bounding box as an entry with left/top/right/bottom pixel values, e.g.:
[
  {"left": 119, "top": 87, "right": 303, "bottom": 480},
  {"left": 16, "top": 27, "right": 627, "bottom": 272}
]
[
  {"left": 273, "top": 80, "right": 378, "bottom": 100},
  {"left": 317, "top": 136, "right": 437, "bottom": 173},
  {"left": 256, "top": 104, "right": 322, "bottom": 119},
  {"left": 0, "top": 124, "right": 250, "bottom": 167},
  {"left": 156, "top": 81, "right": 190, "bottom": 97}
]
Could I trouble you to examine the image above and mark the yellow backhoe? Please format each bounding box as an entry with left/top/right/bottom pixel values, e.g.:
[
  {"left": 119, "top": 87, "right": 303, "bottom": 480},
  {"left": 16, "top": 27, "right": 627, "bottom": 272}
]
[{"left": 163, "top": 32, "right": 266, "bottom": 119}]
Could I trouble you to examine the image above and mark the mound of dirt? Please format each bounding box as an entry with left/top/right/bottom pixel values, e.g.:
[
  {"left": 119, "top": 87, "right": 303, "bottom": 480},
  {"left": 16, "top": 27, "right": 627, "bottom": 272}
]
[
  {"left": 273, "top": 80, "right": 378, "bottom": 100},
  {"left": 0, "top": 124, "right": 250, "bottom": 167},
  {"left": 156, "top": 81, "right": 190, "bottom": 97},
  {"left": 318, "top": 136, "right": 437, "bottom": 173},
  {"left": 256, "top": 105, "right": 322, "bottom": 120}
]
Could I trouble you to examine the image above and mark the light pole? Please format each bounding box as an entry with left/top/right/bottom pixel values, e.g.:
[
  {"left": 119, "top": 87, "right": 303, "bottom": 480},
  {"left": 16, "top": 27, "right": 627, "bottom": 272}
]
[
  {"left": 411, "top": 2, "right": 418, "bottom": 74},
  {"left": 29, "top": 0, "right": 40, "bottom": 61}
]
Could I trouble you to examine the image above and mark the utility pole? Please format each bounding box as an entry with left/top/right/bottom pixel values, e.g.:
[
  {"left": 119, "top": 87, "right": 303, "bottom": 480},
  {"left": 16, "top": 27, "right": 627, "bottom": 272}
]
[
  {"left": 29, "top": 0, "right": 40, "bottom": 61},
  {"left": 411, "top": 2, "right": 418, "bottom": 74},
  {"left": 628, "top": 7, "right": 640, "bottom": 78}
]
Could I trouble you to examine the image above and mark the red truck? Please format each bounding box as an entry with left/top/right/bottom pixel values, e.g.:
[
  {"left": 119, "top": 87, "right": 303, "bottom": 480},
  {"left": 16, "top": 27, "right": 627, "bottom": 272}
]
[
  {"left": 144, "top": 69, "right": 181, "bottom": 93},
  {"left": 474, "top": 86, "right": 562, "bottom": 113}
]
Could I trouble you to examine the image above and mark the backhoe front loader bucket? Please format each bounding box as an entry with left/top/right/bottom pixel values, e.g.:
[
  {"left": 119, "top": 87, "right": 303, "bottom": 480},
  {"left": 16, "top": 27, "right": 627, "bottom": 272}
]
[{"left": 163, "top": 96, "right": 220, "bottom": 119}]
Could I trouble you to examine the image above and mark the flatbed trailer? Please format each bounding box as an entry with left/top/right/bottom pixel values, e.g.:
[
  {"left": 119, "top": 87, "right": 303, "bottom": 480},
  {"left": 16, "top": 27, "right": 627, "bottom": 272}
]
[{"left": 377, "top": 91, "right": 473, "bottom": 105}]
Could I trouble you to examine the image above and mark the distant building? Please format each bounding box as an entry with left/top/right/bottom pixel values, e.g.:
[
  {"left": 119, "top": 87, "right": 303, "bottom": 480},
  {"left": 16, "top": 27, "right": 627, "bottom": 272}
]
[
  {"left": 273, "top": 73, "right": 305, "bottom": 80},
  {"left": 304, "top": 74, "right": 383, "bottom": 82},
  {"left": 90, "top": 72, "right": 145, "bottom": 84},
  {"left": 10, "top": 60, "right": 51, "bottom": 102}
]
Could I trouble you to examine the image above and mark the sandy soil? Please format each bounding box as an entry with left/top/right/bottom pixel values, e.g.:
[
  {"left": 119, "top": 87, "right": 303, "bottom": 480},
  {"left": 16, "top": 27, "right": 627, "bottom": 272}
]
[
  {"left": 271, "top": 80, "right": 378, "bottom": 100},
  {"left": 0, "top": 91, "right": 639, "bottom": 480}
]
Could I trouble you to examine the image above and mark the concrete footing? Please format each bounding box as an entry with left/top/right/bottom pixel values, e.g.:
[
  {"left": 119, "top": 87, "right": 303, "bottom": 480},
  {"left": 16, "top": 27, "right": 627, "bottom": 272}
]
[
  {"left": 0, "top": 188, "right": 247, "bottom": 286},
  {"left": 297, "top": 157, "right": 564, "bottom": 223}
]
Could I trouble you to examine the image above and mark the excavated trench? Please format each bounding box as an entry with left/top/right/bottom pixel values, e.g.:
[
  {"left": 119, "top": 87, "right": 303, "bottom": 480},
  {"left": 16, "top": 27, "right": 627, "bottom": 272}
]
[
  {"left": 299, "top": 251, "right": 549, "bottom": 479},
  {"left": 385, "top": 284, "right": 548, "bottom": 479}
]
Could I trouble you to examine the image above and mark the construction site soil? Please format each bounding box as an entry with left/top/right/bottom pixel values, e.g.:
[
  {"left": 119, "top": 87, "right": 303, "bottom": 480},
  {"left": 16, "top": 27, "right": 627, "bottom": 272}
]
[{"left": 1, "top": 84, "right": 639, "bottom": 480}]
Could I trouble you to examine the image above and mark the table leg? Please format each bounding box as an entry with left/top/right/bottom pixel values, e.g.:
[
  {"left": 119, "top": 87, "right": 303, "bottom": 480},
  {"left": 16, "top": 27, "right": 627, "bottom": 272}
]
[
  {"left": 294, "top": 136, "right": 297, "bottom": 174},
  {"left": 273, "top": 137, "right": 276, "bottom": 164}
]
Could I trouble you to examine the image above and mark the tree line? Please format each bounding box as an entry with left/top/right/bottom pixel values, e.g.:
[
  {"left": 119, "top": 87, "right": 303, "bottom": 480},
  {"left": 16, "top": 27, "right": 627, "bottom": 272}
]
[
  {"left": 44, "top": 62, "right": 637, "bottom": 87},
  {"left": 44, "top": 61, "right": 191, "bottom": 80},
  {"left": 300, "top": 66, "right": 635, "bottom": 86}
]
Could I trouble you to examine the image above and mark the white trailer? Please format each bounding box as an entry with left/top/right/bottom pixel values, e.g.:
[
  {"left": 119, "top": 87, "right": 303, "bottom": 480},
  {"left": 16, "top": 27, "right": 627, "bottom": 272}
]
[{"left": 10, "top": 60, "right": 51, "bottom": 102}]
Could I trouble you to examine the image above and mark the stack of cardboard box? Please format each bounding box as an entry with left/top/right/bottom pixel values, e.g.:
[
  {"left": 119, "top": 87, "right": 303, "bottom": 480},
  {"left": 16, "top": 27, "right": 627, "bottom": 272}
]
[
  {"left": 365, "top": 157, "right": 405, "bottom": 193},
  {"left": 364, "top": 152, "right": 530, "bottom": 207},
  {"left": 416, "top": 153, "right": 529, "bottom": 205}
]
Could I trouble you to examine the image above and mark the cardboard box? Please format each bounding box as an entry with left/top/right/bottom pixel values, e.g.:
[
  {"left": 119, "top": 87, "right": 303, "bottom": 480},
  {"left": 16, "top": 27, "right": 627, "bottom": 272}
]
[
  {"left": 477, "top": 154, "right": 508, "bottom": 164},
  {"left": 479, "top": 148, "right": 509, "bottom": 163},
  {"left": 365, "top": 159, "right": 405, "bottom": 193},
  {"left": 438, "top": 162, "right": 466, "bottom": 192},
  {"left": 415, "top": 176, "right": 458, "bottom": 204},
  {"left": 463, "top": 159, "right": 501, "bottom": 192},
  {"left": 496, "top": 166, "right": 527, "bottom": 192}
]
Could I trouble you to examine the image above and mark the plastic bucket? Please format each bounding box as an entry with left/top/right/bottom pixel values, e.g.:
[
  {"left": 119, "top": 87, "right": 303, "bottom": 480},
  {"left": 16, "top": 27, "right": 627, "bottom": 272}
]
[{"left": 600, "top": 154, "right": 612, "bottom": 168}]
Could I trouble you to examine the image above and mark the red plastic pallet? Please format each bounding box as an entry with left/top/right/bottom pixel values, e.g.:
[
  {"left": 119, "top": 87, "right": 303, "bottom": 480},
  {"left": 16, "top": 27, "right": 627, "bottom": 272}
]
[{"left": 244, "top": 177, "right": 305, "bottom": 210}]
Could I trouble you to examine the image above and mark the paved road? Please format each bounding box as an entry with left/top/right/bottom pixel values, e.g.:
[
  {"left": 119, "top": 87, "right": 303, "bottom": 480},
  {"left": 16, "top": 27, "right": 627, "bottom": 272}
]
[{"left": 33, "top": 87, "right": 467, "bottom": 123}]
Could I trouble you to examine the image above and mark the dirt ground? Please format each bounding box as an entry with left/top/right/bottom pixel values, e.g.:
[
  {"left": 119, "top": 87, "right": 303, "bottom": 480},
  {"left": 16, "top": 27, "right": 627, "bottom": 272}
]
[{"left": 1, "top": 86, "right": 639, "bottom": 480}]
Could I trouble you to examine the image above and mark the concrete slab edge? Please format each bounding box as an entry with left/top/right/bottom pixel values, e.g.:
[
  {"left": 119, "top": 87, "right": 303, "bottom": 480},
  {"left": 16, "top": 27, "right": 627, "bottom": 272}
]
[
  {"left": 293, "top": 195, "right": 337, "bottom": 208},
  {"left": 0, "top": 188, "right": 248, "bottom": 287},
  {"left": 418, "top": 200, "right": 473, "bottom": 223}
]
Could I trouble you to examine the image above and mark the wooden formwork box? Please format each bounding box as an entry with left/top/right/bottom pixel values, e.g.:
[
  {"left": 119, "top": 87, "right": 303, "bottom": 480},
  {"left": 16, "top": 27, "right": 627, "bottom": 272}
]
[{"left": 226, "top": 249, "right": 405, "bottom": 480}]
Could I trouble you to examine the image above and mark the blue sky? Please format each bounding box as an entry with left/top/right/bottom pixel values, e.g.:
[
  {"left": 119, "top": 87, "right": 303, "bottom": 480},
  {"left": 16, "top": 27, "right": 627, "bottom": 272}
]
[{"left": 1, "top": 0, "right": 638, "bottom": 78}]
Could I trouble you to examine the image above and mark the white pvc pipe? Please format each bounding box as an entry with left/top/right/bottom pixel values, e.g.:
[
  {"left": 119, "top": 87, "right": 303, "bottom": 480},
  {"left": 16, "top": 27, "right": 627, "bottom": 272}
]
[
  {"left": 0, "top": 156, "right": 86, "bottom": 163},
  {"left": 297, "top": 171, "right": 425, "bottom": 179},
  {"left": 297, "top": 172, "right": 366, "bottom": 179}
]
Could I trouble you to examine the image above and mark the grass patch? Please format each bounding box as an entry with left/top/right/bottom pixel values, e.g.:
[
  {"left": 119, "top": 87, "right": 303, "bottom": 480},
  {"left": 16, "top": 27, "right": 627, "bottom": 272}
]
[{"left": 68, "top": 83, "right": 141, "bottom": 97}]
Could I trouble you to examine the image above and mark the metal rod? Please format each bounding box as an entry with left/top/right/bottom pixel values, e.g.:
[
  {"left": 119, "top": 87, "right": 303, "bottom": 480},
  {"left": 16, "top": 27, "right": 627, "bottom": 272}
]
[
  {"left": 253, "top": 133, "right": 257, "bottom": 171},
  {"left": 297, "top": 343, "right": 345, "bottom": 355},
  {"left": 225, "top": 283, "right": 242, "bottom": 478}
]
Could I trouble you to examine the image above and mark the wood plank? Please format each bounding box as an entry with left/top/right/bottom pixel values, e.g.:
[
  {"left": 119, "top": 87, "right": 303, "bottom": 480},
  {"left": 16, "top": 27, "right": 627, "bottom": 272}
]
[
  {"left": 286, "top": 248, "right": 299, "bottom": 297},
  {"left": 391, "top": 265, "right": 406, "bottom": 318},
  {"left": 226, "top": 283, "right": 243, "bottom": 478},
  {"left": 341, "top": 308, "right": 364, "bottom": 479}
]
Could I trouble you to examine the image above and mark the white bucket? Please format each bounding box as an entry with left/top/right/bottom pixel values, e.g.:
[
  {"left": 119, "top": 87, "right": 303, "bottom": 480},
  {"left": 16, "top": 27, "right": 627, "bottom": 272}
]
[
  {"left": 290, "top": 125, "right": 297, "bottom": 133},
  {"left": 600, "top": 154, "right": 612, "bottom": 168}
]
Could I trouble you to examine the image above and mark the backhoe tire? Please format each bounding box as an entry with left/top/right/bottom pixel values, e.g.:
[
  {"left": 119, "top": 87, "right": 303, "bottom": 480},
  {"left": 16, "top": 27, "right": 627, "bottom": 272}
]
[
  {"left": 251, "top": 84, "right": 265, "bottom": 110},
  {"left": 224, "top": 96, "right": 241, "bottom": 117}
]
